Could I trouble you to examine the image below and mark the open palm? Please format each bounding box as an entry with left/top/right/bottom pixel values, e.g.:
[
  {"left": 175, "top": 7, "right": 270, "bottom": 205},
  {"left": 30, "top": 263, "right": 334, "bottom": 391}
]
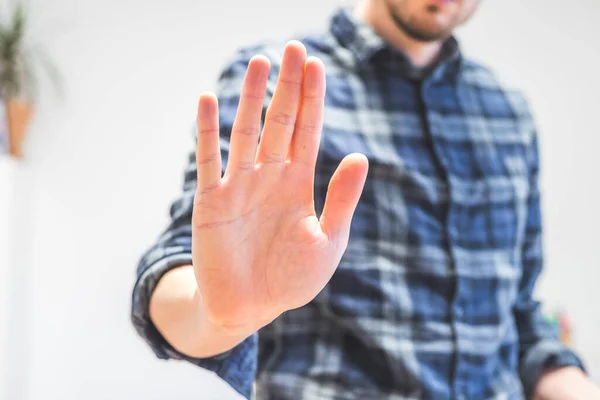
[{"left": 192, "top": 41, "right": 368, "bottom": 331}]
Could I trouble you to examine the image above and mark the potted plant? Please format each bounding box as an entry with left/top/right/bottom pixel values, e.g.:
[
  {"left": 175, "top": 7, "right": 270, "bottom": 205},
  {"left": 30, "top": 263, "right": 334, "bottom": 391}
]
[{"left": 0, "top": 2, "right": 60, "bottom": 158}]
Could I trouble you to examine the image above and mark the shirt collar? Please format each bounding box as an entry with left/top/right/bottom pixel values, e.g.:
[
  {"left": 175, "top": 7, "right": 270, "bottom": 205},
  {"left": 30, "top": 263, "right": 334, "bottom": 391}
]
[
  {"left": 329, "top": 8, "right": 388, "bottom": 64},
  {"left": 329, "top": 7, "right": 462, "bottom": 79}
]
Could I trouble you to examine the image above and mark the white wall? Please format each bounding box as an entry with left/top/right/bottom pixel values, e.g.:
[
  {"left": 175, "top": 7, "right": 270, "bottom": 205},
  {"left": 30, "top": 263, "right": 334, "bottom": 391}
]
[
  {"left": 0, "top": 158, "right": 14, "bottom": 399},
  {"left": 2, "top": 1, "right": 599, "bottom": 399}
]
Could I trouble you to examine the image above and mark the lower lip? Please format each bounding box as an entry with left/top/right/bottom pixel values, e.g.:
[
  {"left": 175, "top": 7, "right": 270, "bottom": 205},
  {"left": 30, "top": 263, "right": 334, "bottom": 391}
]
[{"left": 431, "top": 0, "right": 454, "bottom": 4}]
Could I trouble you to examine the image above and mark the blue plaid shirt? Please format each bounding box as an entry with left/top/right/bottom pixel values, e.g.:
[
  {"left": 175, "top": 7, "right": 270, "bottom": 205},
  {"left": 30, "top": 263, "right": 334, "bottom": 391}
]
[{"left": 131, "top": 8, "right": 585, "bottom": 400}]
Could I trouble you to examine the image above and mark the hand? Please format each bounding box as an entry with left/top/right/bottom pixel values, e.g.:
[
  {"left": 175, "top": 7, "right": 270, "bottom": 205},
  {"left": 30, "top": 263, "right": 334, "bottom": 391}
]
[
  {"left": 192, "top": 41, "right": 369, "bottom": 333},
  {"left": 534, "top": 366, "right": 600, "bottom": 400}
]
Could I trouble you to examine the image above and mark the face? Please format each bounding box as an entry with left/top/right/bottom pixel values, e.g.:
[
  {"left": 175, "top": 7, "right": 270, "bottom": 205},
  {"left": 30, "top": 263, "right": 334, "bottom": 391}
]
[{"left": 385, "top": 0, "right": 481, "bottom": 42}]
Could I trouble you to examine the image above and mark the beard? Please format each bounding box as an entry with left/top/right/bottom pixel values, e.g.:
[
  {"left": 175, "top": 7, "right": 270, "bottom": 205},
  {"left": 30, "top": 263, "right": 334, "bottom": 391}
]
[{"left": 388, "top": 3, "right": 454, "bottom": 42}]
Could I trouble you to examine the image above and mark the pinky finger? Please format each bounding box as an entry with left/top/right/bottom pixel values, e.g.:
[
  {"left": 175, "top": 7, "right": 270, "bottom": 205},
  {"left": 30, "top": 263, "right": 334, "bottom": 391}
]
[{"left": 196, "top": 93, "right": 223, "bottom": 192}]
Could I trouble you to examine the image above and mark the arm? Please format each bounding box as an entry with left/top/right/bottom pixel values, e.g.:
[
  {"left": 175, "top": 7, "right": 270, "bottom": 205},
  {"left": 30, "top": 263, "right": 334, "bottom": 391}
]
[
  {"left": 130, "top": 46, "right": 278, "bottom": 399},
  {"left": 131, "top": 40, "right": 368, "bottom": 399},
  {"left": 534, "top": 367, "right": 600, "bottom": 400},
  {"left": 149, "top": 265, "right": 256, "bottom": 358},
  {"left": 515, "top": 130, "right": 599, "bottom": 398}
]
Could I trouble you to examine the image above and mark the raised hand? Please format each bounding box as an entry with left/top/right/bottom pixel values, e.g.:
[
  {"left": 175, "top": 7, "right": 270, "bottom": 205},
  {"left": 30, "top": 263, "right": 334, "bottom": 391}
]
[{"left": 192, "top": 41, "right": 368, "bottom": 332}]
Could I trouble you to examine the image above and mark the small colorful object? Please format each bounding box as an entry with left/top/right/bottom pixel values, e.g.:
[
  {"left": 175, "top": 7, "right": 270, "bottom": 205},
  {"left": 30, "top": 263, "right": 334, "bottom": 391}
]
[
  {"left": 557, "top": 311, "right": 572, "bottom": 345},
  {"left": 544, "top": 310, "right": 572, "bottom": 345}
]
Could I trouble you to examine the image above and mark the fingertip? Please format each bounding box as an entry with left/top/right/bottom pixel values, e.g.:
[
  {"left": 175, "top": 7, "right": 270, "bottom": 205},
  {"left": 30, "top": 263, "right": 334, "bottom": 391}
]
[
  {"left": 245, "top": 55, "right": 271, "bottom": 87},
  {"left": 305, "top": 57, "right": 326, "bottom": 77},
  {"left": 302, "top": 57, "right": 326, "bottom": 98},
  {"left": 284, "top": 40, "right": 308, "bottom": 63},
  {"left": 198, "top": 92, "right": 218, "bottom": 118},
  {"left": 249, "top": 54, "right": 271, "bottom": 71},
  {"left": 345, "top": 153, "right": 369, "bottom": 172},
  {"left": 340, "top": 153, "right": 369, "bottom": 189},
  {"left": 287, "top": 39, "right": 307, "bottom": 53},
  {"left": 354, "top": 152, "right": 369, "bottom": 167},
  {"left": 199, "top": 91, "right": 217, "bottom": 106},
  {"left": 306, "top": 56, "right": 324, "bottom": 68}
]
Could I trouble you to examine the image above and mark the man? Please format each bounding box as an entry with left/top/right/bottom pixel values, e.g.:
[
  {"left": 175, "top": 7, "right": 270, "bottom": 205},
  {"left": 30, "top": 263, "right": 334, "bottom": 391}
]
[{"left": 131, "top": 0, "right": 600, "bottom": 399}]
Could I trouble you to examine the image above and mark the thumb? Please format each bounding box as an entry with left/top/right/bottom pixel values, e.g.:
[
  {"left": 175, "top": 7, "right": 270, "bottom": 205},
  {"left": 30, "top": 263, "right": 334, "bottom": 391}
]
[{"left": 319, "top": 153, "right": 369, "bottom": 246}]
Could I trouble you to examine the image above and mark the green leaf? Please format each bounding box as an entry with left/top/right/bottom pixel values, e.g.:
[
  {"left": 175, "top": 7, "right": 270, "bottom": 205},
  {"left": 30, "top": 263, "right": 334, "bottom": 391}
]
[{"left": 0, "top": 0, "right": 61, "bottom": 102}]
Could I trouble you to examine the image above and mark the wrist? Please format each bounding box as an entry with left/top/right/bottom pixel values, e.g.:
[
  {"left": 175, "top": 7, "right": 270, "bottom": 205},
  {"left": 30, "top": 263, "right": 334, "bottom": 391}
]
[{"left": 199, "top": 290, "right": 276, "bottom": 338}]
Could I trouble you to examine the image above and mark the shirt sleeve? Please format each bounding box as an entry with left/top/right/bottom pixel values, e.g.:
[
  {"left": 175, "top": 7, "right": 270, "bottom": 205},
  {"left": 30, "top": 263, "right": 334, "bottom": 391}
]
[
  {"left": 130, "top": 43, "right": 281, "bottom": 400},
  {"left": 515, "top": 124, "right": 586, "bottom": 398}
]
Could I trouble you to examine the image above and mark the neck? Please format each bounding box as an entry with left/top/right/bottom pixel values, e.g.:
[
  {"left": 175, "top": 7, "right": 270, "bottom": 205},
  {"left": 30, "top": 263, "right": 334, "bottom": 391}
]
[{"left": 354, "top": 0, "right": 444, "bottom": 68}]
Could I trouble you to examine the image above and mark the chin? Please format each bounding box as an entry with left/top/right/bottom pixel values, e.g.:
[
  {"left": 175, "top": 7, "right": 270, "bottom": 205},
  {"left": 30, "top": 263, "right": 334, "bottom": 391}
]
[
  {"left": 397, "top": 18, "right": 454, "bottom": 41},
  {"left": 388, "top": 1, "right": 460, "bottom": 42},
  {"left": 420, "top": 18, "right": 455, "bottom": 36}
]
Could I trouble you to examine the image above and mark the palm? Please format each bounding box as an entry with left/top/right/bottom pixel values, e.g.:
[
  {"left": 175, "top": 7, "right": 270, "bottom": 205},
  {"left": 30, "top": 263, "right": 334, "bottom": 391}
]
[{"left": 192, "top": 41, "right": 368, "bottom": 330}]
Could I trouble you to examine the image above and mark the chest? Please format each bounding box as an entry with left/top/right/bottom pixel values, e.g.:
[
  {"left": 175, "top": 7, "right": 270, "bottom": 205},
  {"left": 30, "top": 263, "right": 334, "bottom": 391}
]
[
  {"left": 322, "top": 75, "right": 532, "bottom": 177},
  {"left": 315, "top": 74, "right": 534, "bottom": 251}
]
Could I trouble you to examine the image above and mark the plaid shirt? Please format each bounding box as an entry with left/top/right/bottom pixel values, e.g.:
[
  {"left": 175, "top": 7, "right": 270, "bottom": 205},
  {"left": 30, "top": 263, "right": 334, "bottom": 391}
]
[{"left": 131, "top": 8, "right": 585, "bottom": 400}]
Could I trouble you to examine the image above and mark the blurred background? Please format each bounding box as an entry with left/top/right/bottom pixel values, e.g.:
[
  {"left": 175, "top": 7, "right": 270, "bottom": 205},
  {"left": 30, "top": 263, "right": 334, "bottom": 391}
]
[{"left": 0, "top": 0, "right": 599, "bottom": 399}]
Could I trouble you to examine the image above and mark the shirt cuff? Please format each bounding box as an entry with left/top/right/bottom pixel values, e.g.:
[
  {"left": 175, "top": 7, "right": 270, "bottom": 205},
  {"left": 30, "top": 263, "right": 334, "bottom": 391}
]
[
  {"left": 130, "top": 247, "right": 258, "bottom": 399},
  {"left": 519, "top": 339, "right": 586, "bottom": 398}
]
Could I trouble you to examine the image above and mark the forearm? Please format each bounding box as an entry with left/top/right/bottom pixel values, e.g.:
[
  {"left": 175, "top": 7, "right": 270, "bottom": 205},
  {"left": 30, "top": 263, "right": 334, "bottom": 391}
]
[
  {"left": 149, "top": 265, "right": 252, "bottom": 358},
  {"left": 534, "top": 366, "right": 600, "bottom": 400}
]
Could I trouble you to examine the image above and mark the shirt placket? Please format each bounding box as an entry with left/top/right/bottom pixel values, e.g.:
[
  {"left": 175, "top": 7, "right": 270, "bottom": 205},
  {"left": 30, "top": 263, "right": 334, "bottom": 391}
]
[{"left": 420, "top": 75, "right": 469, "bottom": 400}]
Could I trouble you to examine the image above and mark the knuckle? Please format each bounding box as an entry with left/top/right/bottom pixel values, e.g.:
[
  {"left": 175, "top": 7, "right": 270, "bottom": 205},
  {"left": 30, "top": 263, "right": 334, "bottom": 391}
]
[
  {"left": 197, "top": 152, "right": 219, "bottom": 166},
  {"left": 196, "top": 181, "right": 220, "bottom": 196},
  {"left": 197, "top": 127, "right": 218, "bottom": 135},
  {"left": 232, "top": 126, "right": 259, "bottom": 136},
  {"left": 237, "top": 161, "right": 255, "bottom": 172},
  {"left": 243, "top": 91, "right": 265, "bottom": 101},
  {"left": 263, "top": 152, "right": 285, "bottom": 164},
  {"left": 268, "top": 111, "right": 296, "bottom": 127},
  {"left": 298, "top": 120, "right": 320, "bottom": 135},
  {"left": 279, "top": 76, "right": 302, "bottom": 88},
  {"left": 302, "top": 87, "right": 321, "bottom": 100}
]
